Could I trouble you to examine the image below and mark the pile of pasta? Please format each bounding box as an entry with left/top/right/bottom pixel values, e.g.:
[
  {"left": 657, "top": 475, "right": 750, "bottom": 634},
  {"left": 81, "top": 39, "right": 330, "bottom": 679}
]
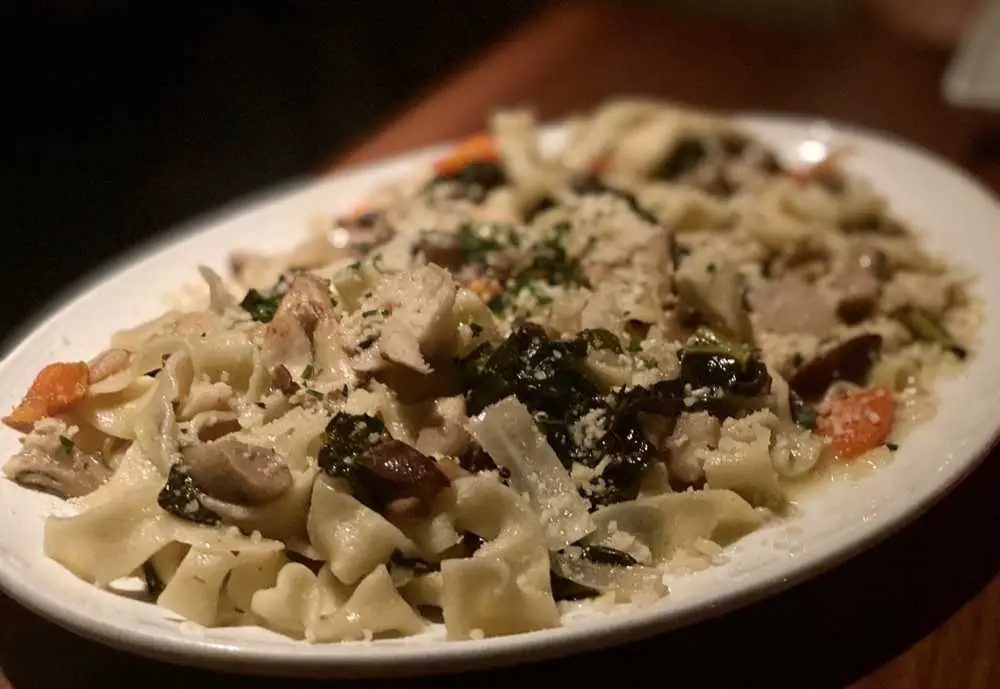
[{"left": 1, "top": 99, "right": 975, "bottom": 643}]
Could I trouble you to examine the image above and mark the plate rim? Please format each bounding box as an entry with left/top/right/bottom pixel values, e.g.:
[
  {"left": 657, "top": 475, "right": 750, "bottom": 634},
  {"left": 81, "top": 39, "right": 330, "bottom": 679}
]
[{"left": 1, "top": 111, "right": 999, "bottom": 678}]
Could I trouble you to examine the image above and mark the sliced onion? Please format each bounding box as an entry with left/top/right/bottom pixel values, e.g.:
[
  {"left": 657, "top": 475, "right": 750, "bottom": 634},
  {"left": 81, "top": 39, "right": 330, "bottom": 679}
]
[{"left": 466, "top": 396, "right": 595, "bottom": 550}]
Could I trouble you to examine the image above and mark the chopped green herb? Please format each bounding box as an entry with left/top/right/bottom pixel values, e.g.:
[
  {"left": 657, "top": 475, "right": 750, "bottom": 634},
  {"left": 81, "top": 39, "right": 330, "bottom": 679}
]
[
  {"left": 239, "top": 289, "right": 281, "bottom": 323},
  {"left": 361, "top": 309, "right": 378, "bottom": 318},
  {"left": 487, "top": 294, "right": 505, "bottom": 314},
  {"left": 706, "top": 262, "right": 717, "bottom": 274},
  {"left": 578, "top": 328, "right": 623, "bottom": 355},
  {"left": 379, "top": 308, "right": 391, "bottom": 317},
  {"left": 469, "top": 322, "right": 484, "bottom": 337},
  {"left": 504, "top": 221, "right": 589, "bottom": 303},
  {"left": 340, "top": 384, "right": 350, "bottom": 397},
  {"left": 59, "top": 435, "right": 74, "bottom": 454},
  {"left": 348, "top": 261, "right": 362, "bottom": 271},
  {"left": 886, "top": 442, "right": 898, "bottom": 451},
  {"left": 627, "top": 340, "right": 642, "bottom": 353},
  {"left": 796, "top": 406, "right": 818, "bottom": 430},
  {"left": 301, "top": 364, "right": 315, "bottom": 380},
  {"left": 355, "top": 243, "right": 372, "bottom": 256},
  {"left": 792, "top": 352, "right": 804, "bottom": 368},
  {"left": 305, "top": 389, "right": 324, "bottom": 400}
]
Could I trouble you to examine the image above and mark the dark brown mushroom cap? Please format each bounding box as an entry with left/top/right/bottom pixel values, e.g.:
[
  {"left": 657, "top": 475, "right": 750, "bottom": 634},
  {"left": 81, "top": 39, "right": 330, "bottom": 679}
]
[
  {"left": 355, "top": 438, "right": 450, "bottom": 518},
  {"left": 790, "top": 334, "right": 883, "bottom": 400}
]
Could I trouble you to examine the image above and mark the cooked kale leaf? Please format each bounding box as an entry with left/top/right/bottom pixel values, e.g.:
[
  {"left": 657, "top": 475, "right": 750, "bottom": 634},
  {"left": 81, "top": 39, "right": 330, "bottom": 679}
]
[{"left": 157, "top": 463, "right": 222, "bottom": 526}]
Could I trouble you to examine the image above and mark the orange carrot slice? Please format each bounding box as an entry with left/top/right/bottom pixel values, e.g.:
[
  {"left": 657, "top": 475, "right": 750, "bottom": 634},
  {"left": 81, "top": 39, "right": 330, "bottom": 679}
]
[
  {"left": 433, "top": 134, "right": 499, "bottom": 177},
  {"left": 2, "top": 362, "right": 90, "bottom": 431},
  {"left": 816, "top": 387, "right": 895, "bottom": 461},
  {"left": 790, "top": 146, "right": 853, "bottom": 185}
]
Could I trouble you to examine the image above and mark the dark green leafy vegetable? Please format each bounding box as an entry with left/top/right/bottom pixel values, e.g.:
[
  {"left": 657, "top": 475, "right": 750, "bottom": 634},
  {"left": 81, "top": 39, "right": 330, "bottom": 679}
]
[
  {"left": 896, "top": 306, "right": 968, "bottom": 360},
  {"left": 142, "top": 562, "right": 165, "bottom": 597},
  {"left": 655, "top": 138, "right": 707, "bottom": 180},
  {"left": 458, "top": 324, "right": 774, "bottom": 508},
  {"left": 239, "top": 289, "right": 280, "bottom": 323},
  {"left": 239, "top": 275, "right": 289, "bottom": 323},
  {"left": 578, "top": 328, "right": 624, "bottom": 355},
  {"left": 58, "top": 435, "right": 74, "bottom": 455},
  {"left": 389, "top": 550, "right": 439, "bottom": 574},
  {"left": 679, "top": 327, "right": 771, "bottom": 399},
  {"left": 550, "top": 571, "right": 601, "bottom": 601},
  {"left": 428, "top": 161, "right": 507, "bottom": 201},
  {"left": 157, "top": 464, "right": 222, "bottom": 526},
  {"left": 578, "top": 545, "right": 638, "bottom": 567}
]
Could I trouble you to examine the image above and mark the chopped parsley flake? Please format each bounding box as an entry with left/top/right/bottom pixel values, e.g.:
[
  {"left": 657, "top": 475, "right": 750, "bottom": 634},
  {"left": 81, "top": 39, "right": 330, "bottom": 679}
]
[
  {"left": 796, "top": 406, "right": 818, "bottom": 430},
  {"left": 59, "top": 435, "right": 74, "bottom": 454},
  {"left": 301, "top": 364, "right": 315, "bottom": 380},
  {"left": 305, "top": 389, "right": 324, "bottom": 400},
  {"left": 487, "top": 295, "right": 505, "bottom": 314},
  {"left": 886, "top": 442, "right": 898, "bottom": 451}
]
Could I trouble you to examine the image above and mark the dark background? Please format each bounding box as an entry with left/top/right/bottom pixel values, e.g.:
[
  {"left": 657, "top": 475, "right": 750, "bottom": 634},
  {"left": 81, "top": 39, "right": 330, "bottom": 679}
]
[{"left": 2, "top": 1, "right": 538, "bottom": 340}]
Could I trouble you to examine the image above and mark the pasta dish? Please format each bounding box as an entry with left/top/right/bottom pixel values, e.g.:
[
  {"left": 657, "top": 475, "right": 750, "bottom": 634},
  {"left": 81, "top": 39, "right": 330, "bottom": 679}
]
[{"left": 1, "top": 100, "right": 977, "bottom": 643}]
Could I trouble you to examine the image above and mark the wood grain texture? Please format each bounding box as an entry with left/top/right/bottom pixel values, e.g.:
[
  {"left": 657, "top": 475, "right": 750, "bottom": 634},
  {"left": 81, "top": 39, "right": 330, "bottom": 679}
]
[{"left": 5, "top": 1, "right": 1000, "bottom": 687}]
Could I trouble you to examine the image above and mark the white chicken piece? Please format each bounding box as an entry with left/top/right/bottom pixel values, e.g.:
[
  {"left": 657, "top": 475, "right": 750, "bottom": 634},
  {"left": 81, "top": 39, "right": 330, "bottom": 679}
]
[
  {"left": 347, "top": 265, "right": 458, "bottom": 375},
  {"left": 258, "top": 275, "right": 333, "bottom": 377}
]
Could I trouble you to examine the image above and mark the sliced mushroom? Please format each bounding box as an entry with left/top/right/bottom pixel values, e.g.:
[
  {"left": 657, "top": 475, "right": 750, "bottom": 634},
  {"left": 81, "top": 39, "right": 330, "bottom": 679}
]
[
  {"left": 3, "top": 446, "right": 110, "bottom": 499},
  {"left": 180, "top": 439, "right": 292, "bottom": 506},
  {"left": 789, "top": 333, "right": 883, "bottom": 400},
  {"left": 674, "top": 252, "right": 752, "bottom": 342},
  {"left": 749, "top": 276, "right": 837, "bottom": 338},
  {"left": 827, "top": 241, "right": 888, "bottom": 324},
  {"left": 356, "top": 438, "right": 451, "bottom": 518}
]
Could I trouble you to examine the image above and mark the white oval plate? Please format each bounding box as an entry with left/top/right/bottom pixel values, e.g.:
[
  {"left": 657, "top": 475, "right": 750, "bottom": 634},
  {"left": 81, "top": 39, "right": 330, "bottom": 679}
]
[{"left": 1, "top": 115, "right": 999, "bottom": 679}]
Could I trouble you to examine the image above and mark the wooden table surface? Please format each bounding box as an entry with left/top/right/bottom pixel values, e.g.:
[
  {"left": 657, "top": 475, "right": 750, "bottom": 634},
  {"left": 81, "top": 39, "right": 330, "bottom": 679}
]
[{"left": 4, "top": 2, "right": 1000, "bottom": 687}]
